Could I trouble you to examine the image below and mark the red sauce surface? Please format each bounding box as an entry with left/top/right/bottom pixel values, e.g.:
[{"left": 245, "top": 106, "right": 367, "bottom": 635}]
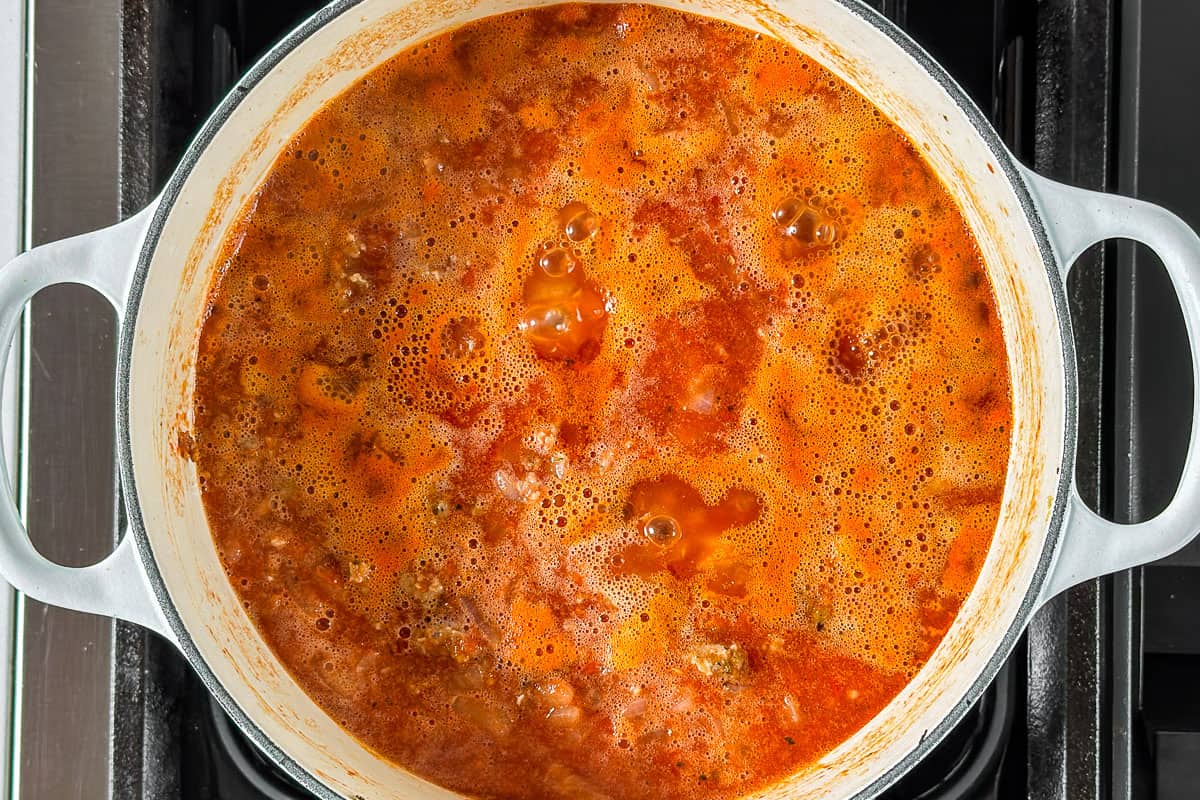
[{"left": 192, "top": 5, "right": 1012, "bottom": 798}]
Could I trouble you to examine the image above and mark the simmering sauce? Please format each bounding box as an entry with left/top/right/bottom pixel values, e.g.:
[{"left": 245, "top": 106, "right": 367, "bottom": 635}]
[{"left": 192, "top": 5, "right": 1012, "bottom": 798}]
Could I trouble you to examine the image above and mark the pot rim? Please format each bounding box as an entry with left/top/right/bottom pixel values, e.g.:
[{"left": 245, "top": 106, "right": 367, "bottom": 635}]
[{"left": 114, "top": 1, "right": 1078, "bottom": 797}]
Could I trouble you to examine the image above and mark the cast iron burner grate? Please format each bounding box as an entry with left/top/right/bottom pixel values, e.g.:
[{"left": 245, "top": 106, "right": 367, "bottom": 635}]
[{"left": 140, "top": 1, "right": 1036, "bottom": 798}]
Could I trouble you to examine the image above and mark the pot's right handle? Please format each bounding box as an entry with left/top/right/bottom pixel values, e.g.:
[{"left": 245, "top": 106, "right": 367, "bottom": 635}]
[
  {"left": 0, "top": 206, "right": 174, "bottom": 641},
  {"left": 1023, "top": 167, "right": 1200, "bottom": 606}
]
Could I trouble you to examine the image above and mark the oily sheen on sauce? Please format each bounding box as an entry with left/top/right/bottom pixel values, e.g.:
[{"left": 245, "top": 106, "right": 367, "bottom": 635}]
[{"left": 191, "top": 5, "right": 1012, "bottom": 799}]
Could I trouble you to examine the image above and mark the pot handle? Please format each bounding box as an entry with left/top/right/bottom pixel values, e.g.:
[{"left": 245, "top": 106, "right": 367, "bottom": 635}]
[
  {"left": 0, "top": 205, "right": 174, "bottom": 641},
  {"left": 1022, "top": 166, "right": 1200, "bottom": 605}
]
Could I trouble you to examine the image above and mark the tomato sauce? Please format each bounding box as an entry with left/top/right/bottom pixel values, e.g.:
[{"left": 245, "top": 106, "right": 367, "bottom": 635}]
[{"left": 192, "top": 5, "right": 1012, "bottom": 798}]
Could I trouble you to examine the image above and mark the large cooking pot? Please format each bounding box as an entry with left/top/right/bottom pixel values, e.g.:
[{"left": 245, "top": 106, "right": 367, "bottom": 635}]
[{"left": 1, "top": 0, "right": 1197, "bottom": 798}]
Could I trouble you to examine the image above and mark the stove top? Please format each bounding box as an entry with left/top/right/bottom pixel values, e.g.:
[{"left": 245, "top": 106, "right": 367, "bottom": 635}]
[{"left": 9, "top": 0, "right": 1197, "bottom": 798}]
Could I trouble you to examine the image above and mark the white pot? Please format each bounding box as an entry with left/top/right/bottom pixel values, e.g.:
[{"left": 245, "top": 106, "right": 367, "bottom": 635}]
[{"left": 0, "top": 1, "right": 1197, "bottom": 798}]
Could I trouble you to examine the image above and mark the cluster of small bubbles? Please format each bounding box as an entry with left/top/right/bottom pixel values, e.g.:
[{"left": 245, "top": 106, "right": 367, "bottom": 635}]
[
  {"left": 908, "top": 243, "right": 941, "bottom": 283},
  {"left": 537, "top": 244, "right": 579, "bottom": 277},
  {"left": 558, "top": 201, "right": 600, "bottom": 243},
  {"left": 518, "top": 217, "right": 610, "bottom": 362},
  {"left": 773, "top": 195, "right": 837, "bottom": 244},
  {"left": 440, "top": 316, "right": 485, "bottom": 360}
]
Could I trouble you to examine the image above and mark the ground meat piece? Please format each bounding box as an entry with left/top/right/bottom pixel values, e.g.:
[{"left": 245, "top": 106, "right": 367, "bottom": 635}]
[
  {"left": 687, "top": 643, "right": 749, "bottom": 678},
  {"left": 413, "top": 624, "right": 470, "bottom": 663},
  {"left": 347, "top": 558, "right": 371, "bottom": 583},
  {"left": 399, "top": 570, "right": 445, "bottom": 603}
]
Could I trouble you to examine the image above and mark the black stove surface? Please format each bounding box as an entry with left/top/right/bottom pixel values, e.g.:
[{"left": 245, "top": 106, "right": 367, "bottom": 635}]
[{"left": 109, "top": 0, "right": 1196, "bottom": 798}]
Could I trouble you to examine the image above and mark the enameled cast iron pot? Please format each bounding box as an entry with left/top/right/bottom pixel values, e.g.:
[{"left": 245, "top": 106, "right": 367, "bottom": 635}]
[{"left": 1, "top": 1, "right": 1199, "bottom": 798}]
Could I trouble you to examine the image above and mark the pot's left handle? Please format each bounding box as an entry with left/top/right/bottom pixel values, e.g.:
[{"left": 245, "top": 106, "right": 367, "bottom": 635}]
[
  {"left": 1023, "top": 166, "right": 1200, "bottom": 606},
  {"left": 0, "top": 205, "right": 175, "bottom": 642}
]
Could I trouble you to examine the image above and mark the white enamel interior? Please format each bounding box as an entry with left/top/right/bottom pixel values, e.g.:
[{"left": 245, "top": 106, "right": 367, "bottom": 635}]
[{"left": 125, "top": 0, "right": 1067, "bottom": 797}]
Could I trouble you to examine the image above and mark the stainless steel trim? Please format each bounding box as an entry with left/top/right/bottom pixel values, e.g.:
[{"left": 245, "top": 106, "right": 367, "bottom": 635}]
[
  {"left": 0, "top": 0, "right": 25, "bottom": 796},
  {"left": 18, "top": 1, "right": 122, "bottom": 798}
]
